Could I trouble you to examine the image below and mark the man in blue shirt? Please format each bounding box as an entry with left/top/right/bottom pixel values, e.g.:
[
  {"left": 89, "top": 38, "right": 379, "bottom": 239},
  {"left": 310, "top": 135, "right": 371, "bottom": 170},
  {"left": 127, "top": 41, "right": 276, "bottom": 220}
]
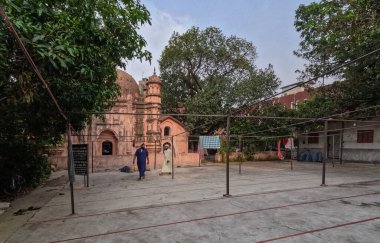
[{"left": 133, "top": 143, "right": 149, "bottom": 180}]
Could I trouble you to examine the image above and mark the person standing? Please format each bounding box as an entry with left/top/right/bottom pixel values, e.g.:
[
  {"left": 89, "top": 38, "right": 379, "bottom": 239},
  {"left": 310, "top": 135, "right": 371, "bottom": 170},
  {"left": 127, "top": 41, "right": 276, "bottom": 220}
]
[
  {"left": 133, "top": 143, "right": 149, "bottom": 180},
  {"left": 159, "top": 144, "right": 172, "bottom": 175}
]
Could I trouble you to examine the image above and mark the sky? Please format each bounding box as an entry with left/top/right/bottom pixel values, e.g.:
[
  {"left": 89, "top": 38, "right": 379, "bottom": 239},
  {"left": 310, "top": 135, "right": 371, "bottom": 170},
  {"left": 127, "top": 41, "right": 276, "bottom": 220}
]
[{"left": 124, "top": 0, "right": 315, "bottom": 88}]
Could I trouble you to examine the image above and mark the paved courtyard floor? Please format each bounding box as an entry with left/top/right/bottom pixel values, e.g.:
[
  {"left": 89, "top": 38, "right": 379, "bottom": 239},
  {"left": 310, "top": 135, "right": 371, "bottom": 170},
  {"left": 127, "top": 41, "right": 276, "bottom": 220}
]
[{"left": 1, "top": 161, "right": 380, "bottom": 242}]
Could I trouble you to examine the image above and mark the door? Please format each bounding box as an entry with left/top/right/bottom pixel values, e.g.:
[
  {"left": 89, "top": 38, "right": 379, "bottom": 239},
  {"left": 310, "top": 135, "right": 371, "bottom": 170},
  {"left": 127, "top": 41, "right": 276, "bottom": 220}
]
[{"left": 328, "top": 133, "right": 340, "bottom": 159}]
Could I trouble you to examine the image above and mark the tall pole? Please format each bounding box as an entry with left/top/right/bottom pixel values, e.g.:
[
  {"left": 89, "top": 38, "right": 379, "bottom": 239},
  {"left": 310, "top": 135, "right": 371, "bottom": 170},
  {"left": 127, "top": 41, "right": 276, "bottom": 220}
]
[
  {"left": 224, "top": 111, "right": 231, "bottom": 197},
  {"left": 198, "top": 137, "right": 201, "bottom": 167},
  {"left": 86, "top": 144, "right": 89, "bottom": 188},
  {"left": 332, "top": 134, "right": 335, "bottom": 167},
  {"left": 340, "top": 121, "right": 344, "bottom": 165},
  {"left": 91, "top": 141, "right": 94, "bottom": 173},
  {"left": 290, "top": 137, "right": 294, "bottom": 171},
  {"left": 296, "top": 128, "right": 300, "bottom": 161},
  {"left": 321, "top": 120, "right": 328, "bottom": 186},
  {"left": 154, "top": 139, "right": 157, "bottom": 170},
  {"left": 67, "top": 124, "right": 75, "bottom": 214},
  {"left": 171, "top": 136, "right": 174, "bottom": 180}
]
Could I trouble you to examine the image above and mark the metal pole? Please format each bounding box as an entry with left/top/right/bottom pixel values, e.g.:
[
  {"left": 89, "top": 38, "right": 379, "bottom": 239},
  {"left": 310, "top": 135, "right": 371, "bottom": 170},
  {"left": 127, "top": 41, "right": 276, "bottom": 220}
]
[
  {"left": 171, "top": 136, "right": 174, "bottom": 180},
  {"left": 91, "top": 141, "right": 94, "bottom": 173},
  {"left": 239, "top": 162, "right": 241, "bottom": 175},
  {"left": 154, "top": 139, "right": 157, "bottom": 170},
  {"left": 321, "top": 120, "right": 328, "bottom": 186},
  {"left": 70, "top": 182, "right": 75, "bottom": 214},
  {"left": 199, "top": 151, "right": 201, "bottom": 167},
  {"left": 291, "top": 157, "right": 293, "bottom": 170},
  {"left": 340, "top": 122, "right": 344, "bottom": 165},
  {"left": 291, "top": 137, "right": 293, "bottom": 171},
  {"left": 332, "top": 134, "right": 335, "bottom": 167},
  {"left": 67, "top": 124, "right": 75, "bottom": 214},
  {"left": 296, "top": 129, "right": 300, "bottom": 161},
  {"left": 87, "top": 143, "right": 89, "bottom": 188},
  {"left": 198, "top": 136, "right": 201, "bottom": 167},
  {"left": 238, "top": 135, "right": 241, "bottom": 152},
  {"left": 224, "top": 112, "right": 231, "bottom": 197},
  {"left": 87, "top": 148, "right": 89, "bottom": 188}
]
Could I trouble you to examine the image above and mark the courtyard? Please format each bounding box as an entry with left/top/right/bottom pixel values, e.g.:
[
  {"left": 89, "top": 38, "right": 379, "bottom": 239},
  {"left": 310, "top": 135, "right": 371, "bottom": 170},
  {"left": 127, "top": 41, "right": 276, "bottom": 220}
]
[{"left": 1, "top": 161, "right": 380, "bottom": 242}]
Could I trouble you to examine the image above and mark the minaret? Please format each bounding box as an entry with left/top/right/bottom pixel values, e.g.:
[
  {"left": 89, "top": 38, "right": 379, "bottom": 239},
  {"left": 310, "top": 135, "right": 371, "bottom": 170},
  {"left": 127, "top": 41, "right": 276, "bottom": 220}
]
[{"left": 144, "top": 69, "right": 162, "bottom": 151}]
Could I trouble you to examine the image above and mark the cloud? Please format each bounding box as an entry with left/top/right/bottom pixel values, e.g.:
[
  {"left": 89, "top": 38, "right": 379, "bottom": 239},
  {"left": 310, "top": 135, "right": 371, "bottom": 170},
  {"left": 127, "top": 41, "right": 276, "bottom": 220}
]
[{"left": 123, "top": 4, "right": 193, "bottom": 81}]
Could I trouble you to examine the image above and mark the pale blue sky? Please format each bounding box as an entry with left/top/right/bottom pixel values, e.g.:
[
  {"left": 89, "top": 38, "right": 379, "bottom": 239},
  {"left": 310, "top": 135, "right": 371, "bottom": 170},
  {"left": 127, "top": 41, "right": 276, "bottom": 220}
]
[{"left": 125, "top": 0, "right": 316, "bottom": 87}]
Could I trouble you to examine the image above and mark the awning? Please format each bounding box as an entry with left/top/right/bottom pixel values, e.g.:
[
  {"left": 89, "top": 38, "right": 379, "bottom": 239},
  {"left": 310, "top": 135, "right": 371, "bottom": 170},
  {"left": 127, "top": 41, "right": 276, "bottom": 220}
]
[{"left": 199, "top": 136, "right": 221, "bottom": 149}]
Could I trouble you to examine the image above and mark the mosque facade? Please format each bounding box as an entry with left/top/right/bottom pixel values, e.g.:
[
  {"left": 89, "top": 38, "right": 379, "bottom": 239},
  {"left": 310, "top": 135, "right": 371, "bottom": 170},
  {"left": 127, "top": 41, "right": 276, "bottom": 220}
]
[{"left": 48, "top": 69, "right": 199, "bottom": 169}]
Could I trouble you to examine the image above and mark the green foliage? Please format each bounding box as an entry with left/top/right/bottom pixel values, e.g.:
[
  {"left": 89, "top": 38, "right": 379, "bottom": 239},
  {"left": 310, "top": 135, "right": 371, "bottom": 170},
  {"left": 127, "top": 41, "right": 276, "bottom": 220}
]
[
  {"left": 231, "top": 104, "right": 297, "bottom": 137},
  {"left": 235, "top": 153, "right": 246, "bottom": 163},
  {"left": 159, "top": 26, "right": 280, "bottom": 134},
  {"left": 219, "top": 138, "right": 234, "bottom": 155},
  {"left": 243, "top": 149, "right": 255, "bottom": 161},
  {"left": 294, "top": 0, "right": 380, "bottom": 116},
  {"left": 0, "top": 0, "right": 151, "bottom": 191},
  {"left": 0, "top": 139, "right": 51, "bottom": 196}
]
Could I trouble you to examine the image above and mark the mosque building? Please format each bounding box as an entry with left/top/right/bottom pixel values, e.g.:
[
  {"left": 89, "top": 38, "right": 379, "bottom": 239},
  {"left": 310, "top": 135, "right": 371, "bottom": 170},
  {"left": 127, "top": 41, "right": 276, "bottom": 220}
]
[{"left": 48, "top": 69, "right": 199, "bottom": 169}]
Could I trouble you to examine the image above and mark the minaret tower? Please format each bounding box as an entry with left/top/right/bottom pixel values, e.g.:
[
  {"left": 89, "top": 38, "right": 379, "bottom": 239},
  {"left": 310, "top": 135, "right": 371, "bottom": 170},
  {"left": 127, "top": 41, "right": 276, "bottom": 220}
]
[{"left": 144, "top": 69, "right": 162, "bottom": 151}]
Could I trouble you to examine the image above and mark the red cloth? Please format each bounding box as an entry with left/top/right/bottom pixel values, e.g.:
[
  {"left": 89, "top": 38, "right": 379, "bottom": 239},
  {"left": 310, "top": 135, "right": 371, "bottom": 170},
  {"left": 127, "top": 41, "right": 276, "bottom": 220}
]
[{"left": 283, "top": 137, "right": 288, "bottom": 146}]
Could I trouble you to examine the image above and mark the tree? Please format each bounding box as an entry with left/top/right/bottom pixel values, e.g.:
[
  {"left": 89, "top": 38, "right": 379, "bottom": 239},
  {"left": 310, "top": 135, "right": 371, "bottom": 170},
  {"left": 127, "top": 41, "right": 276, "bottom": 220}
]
[
  {"left": 0, "top": 0, "right": 151, "bottom": 194},
  {"left": 294, "top": 0, "right": 380, "bottom": 115},
  {"left": 231, "top": 105, "right": 297, "bottom": 137},
  {"left": 159, "top": 26, "right": 280, "bottom": 133}
]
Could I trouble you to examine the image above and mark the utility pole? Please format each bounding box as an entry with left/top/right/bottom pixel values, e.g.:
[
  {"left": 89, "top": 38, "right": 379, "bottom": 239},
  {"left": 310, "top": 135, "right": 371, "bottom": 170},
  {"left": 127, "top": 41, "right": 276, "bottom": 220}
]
[
  {"left": 224, "top": 111, "right": 231, "bottom": 197},
  {"left": 321, "top": 120, "right": 328, "bottom": 186},
  {"left": 171, "top": 136, "right": 174, "bottom": 180}
]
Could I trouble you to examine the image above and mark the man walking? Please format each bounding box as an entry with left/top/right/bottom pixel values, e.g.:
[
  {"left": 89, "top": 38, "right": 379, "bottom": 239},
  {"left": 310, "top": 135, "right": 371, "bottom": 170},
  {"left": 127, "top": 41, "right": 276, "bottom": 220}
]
[{"left": 133, "top": 143, "right": 149, "bottom": 180}]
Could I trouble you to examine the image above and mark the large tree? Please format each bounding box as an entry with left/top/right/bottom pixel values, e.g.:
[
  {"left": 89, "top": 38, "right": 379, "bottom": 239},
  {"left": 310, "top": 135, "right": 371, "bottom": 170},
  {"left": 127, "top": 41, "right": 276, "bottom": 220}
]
[
  {"left": 294, "top": 0, "right": 380, "bottom": 115},
  {"left": 159, "top": 27, "right": 280, "bottom": 133},
  {"left": 0, "top": 0, "right": 151, "bottom": 193}
]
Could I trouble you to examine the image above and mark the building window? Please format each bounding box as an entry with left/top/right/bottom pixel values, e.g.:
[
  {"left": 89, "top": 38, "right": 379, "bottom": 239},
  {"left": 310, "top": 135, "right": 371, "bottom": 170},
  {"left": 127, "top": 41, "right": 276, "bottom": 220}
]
[
  {"left": 102, "top": 141, "right": 112, "bottom": 155},
  {"left": 307, "top": 133, "right": 319, "bottom": 144},
  {"left": 164, "top": 126, "right": 170, "bottom": 136},
  {"left": 357, "top": 130, "right": 374, "bottom": 143}
]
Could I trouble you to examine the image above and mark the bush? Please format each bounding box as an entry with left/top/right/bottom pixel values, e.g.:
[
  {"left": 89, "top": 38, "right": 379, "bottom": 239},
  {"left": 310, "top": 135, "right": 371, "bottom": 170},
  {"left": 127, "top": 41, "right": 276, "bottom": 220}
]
[
  {"left": 0, "top": 140, "right": 51, "bottom": 197},
  {"left": 244, "top": 151, "right": 255, "bottom": 161},
  {"left": 235, "top": 153, "right": 246, "bottom": 163}
]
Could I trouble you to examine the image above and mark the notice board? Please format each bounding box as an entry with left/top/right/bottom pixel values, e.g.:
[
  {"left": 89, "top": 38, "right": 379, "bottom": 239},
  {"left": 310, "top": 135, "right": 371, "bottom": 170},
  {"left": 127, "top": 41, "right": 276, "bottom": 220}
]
[{"left": 73, "top": 144, "right": 88, "bottom": 175}]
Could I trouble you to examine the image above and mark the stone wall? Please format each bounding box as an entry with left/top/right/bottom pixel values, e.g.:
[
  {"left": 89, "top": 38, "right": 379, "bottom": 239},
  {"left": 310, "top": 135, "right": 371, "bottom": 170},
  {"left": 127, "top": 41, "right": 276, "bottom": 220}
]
[
  {"left": 342, "top": 149, "right": 380, "bottom": 162},
  {"left": 52, "top": 151, "right": 200, "bottom": 170},
  {"left": 215, "top": 151, "right": 284, "bottom": 162}
]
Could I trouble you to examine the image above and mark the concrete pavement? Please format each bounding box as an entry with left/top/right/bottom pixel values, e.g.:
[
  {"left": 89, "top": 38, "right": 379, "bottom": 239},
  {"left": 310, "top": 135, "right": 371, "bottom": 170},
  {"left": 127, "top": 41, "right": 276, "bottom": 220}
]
[{"left": 2, "top": 161, "right": 380, "bottom": 242}]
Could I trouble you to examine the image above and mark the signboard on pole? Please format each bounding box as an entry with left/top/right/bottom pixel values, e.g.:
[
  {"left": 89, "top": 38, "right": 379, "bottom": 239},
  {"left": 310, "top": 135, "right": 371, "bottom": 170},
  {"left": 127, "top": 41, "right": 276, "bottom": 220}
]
[{"left": 73, "top": 144, "right": 88, "bottom": 175}]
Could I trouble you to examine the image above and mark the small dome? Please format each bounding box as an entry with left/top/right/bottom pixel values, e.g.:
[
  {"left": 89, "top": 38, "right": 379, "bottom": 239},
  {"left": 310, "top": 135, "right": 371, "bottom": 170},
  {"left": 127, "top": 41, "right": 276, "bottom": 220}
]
[{"left": 147, "top": 68, "right": 161, "bottom": 84}]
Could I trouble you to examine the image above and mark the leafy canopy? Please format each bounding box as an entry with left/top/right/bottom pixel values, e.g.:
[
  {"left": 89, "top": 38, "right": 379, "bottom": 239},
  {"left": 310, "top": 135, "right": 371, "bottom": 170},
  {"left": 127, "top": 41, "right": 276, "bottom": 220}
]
[
  {"left": 294, "top": 0, "right": 380, "bottom": 115},
  {"left": 0, "top": 0, "right": 151, "bottom": 193},
  {"left": 159, "top": 26, "right": 280, "bottom": 133}
]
